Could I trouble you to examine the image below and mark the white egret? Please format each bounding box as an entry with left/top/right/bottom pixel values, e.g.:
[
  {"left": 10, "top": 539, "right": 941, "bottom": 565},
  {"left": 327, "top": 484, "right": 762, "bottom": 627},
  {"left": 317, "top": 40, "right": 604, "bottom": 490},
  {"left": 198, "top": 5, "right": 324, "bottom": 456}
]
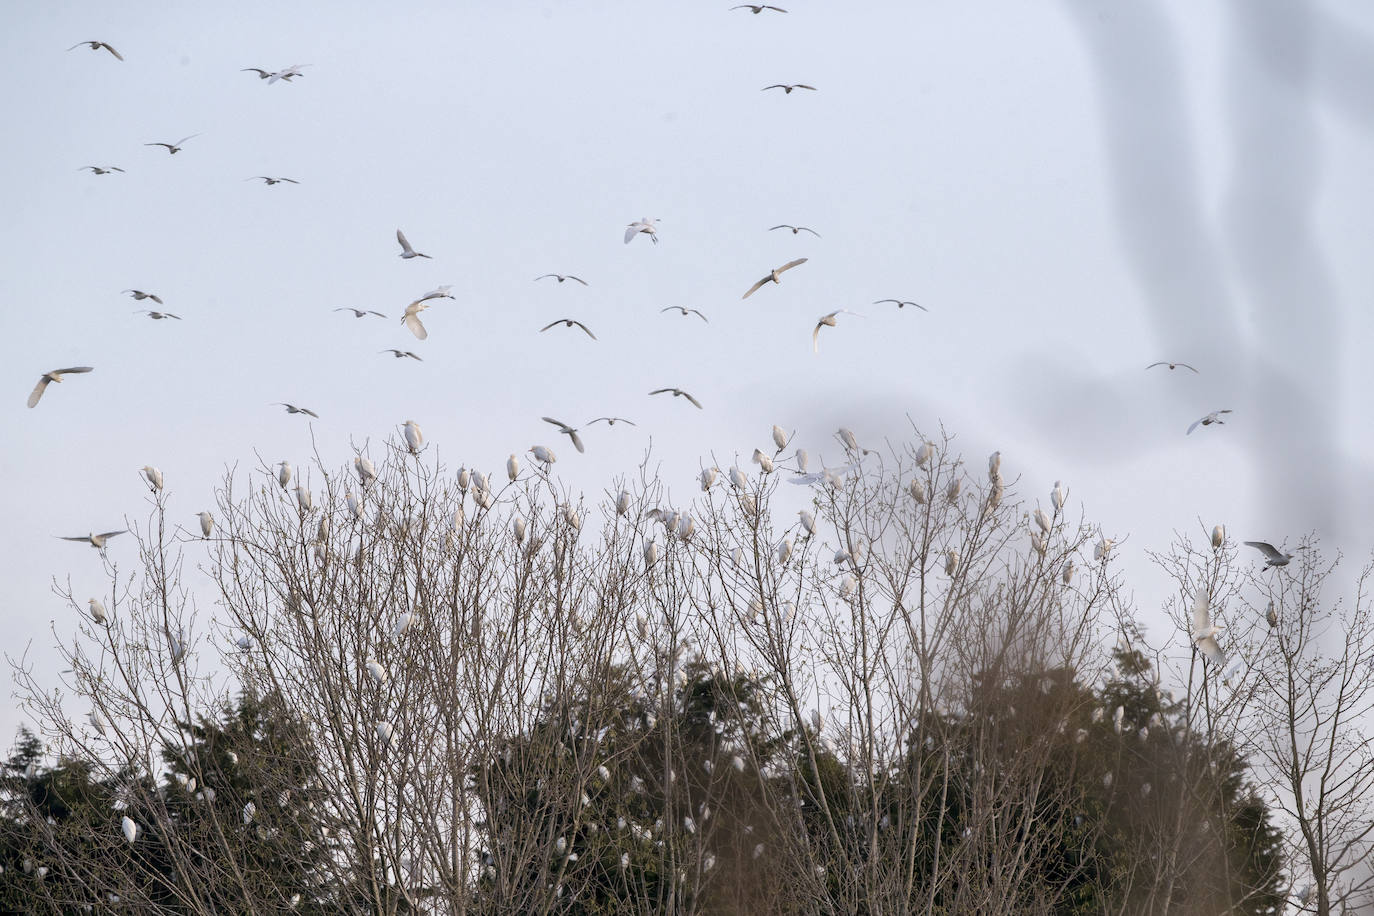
[
  {"left": 401, "top": 301, "right": 429, "bottom": 340},
  {"left": 770, "top": 224, "right": 817, "bottom": 237},
  {"left": 144, "top": 134, "right": 200, "bottom": 154},
  {"left": 795, "top": 449, "right": 810, "bottom": 472},
  {"left": 988, "top": 451, "right": 1001, "bottom": 479},
  {"left": 136, "top": 309, "right": 181, "bottom": 320},
  {"left": 266, "top": 63, "right": 309, "bottom": 83},
  {"left": 944, "top": 479, "right": 961, "bottom": 503},
  {"left": 742, "top": 258, "right": 808, "bottom": 299},
  {"left": 27, "top": 366, "right": 94, "bottom": 408},
  {"left": 1266, "top": 601, "right": 1278, "bottom": 628},
  {"left": 915, "top": 441, "right": 935, "bottom": 467},
  {"left": 771, "top": 425, "right": 789, "bottom": 450},
  {"left": 376, "top": 721, "right": 396, "bottom": 748},
  {"left": 1030, "top": 532, "right": 1047, "bottom": 555},
  {"left": 909, "top": 479, "right": 927, "bottom": 504},
  {"left": 1186, "top": 409, "right": 1232, "bottom": 435},
  {"left": 88, "top": 598, "right": 108, "bottom": 625},
  {"left": 457, "top": 467, "right": 471, "bottom": 492},
  {"left": 799, "top": 509, "right": 816, "bottom": 536},
  {"left": 89, "top": 710, "right": 108, "bottom": 737},
  {"left": 587, "top": 416, "right": 635, "bottom": 428},
  {"left": 1034, "top": 508, "right": 1051, "bottom": 534},
  {"left": 539, "top": 318, "right": 597, "bottom": 340},
  {"left": 751, "top": 448, "right": 774, "bottom": 472},
  {"left": 734, "top": 4, "right": 788, "bottom": 13},
  {"left": 236, "top": 634, "right": 252, "bottom": 650},
  {"left": 123, "top": 289, "right": 162, "bottom": 304},
  {"left": 643, "top": 541, "right": 657, "bottom": 566},
  {"left": 728, "top": 466, "right": 748, "bottom": 490},
  {"left": 1062, "top": 561, "right": 1074, "bottom": 585},
  {"left": 542, "top": 417, "right": 586, "bottom": 453},
  {"left": 838, "top": 574, "right": 856, "bottom": 598},
  {"left": 1211, "top": 525, "right": 1225, "bottom": 549},
  {"left": 168, "top": 629, "right": 187, "bottom": 664},
  {"left": 987, "top": 478, "right": 1003, "bottom": 509},
  {"left": 529, "top": 445, "right": 556, "bottom": 467},
  {"left": 402, "top": 420, "right": 423, "bottom": 454},
  {"left": 276, "top": 460, "right": 293, "bottom": 489},
  {"left": 121, "top": 816, "right": 138, "bottom": 843},
  {"left": 59, "top": 530, "right": 126, "bottom": 549},
  {"left": 555, "top": 836, "right": 568, "bottom": 855},
  {"left": 676, "top": 513, "right": 693, "bottom": 540},
  {"left": 81, "top": 165, "right": 124, "bottom": 174},
  {"left": 512, "top": 516, "right": 526, "bottom": 543},
  {"left": 944, "top": 550, "right": 959, "bottom": 576},
  {"left": 334, "top": 307, "right": 386, "bottom": 318},
  {"left": 624, "top": 217, "right": 658, "bottom": 244},
  {"left": 295, "top": 485, "right": 313, "bottom": 512},
  {"left": 875, "top": 298, "right": 928, "bottom": 311},
  {"left": 777, "top": 537, "right": 793, "bottom": 565},
  {"left": 274, "top": 403, "right": 319, "bottom": 418},
  {"left": 762, "top": 83, "right": 816, "bottom": 94},
  {"left": 615, "top": 490, "right": 632, "bottom": 516},
  {"left": 1113, "top": 705, "right": 1124, "bottom": 735},
  {"left": 1244, "top": 541, "right": 1302, "bottom": 568},
  {"left": 395, "top": 229, "right": 431, "bottom": 259},
  {"left": 535, "top": 273, "right": 587, "bottom": 285},
  {"left": 1191, "top": 588, "right": 1226, "bottom": 666},
  {"left": 1094, "top": 537, "right": 1115, "bottom": 561},
  {"left": 343, "top": 491, "right": 362, "bottom": 520},
  {"left": 141, "top": 466, "right": 164, "bottom": 491},
  {"left": 197, "top": 511, "right": 213, "bottom": 538},
  {"left": 380, "top": 349, "right": 422, "bottom": 361},
  {"left": 1051, "top": 481, "right": 1067, "bottom": 512},
  {"left": 649, "top": 387, "right": 703, "bottom": 409},
  {"left": 565, "top": 505, "right": 582, "bottom": 531},
  {"left": 391, "top": 612, "right": 413, "bottom": 638},
  {"left": 247, "top": 175, "right": 299, "bottom": 185},
  {"left": 1146, "top": 361, "right": 1198, "bottom": 373},
  {"left": 365, "top": 657, "right": 388, "bottom": 684},
  {"left": 700, "top": 467, "right": 718, "bottom": 490},
  {"left": 812, "top": 309, "right": 863, "bottom": 352},
  {"left": 661, "top": 305, "right": 708, "bottom": 322}
]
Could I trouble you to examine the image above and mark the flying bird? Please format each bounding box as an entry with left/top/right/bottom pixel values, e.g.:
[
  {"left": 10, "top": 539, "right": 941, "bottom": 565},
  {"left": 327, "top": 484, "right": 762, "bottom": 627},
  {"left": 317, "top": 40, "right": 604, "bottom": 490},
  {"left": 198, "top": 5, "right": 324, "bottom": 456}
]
[
  {"left": 1244, "top": 541, "right": 1303, "bottom": 568},
  {"left": 267, "top": 64, "right": 309, "bottom": 84},
  {"left": 242, "top": 67, "right": 296, "bottom": 80},
  {"left": 80, "top": 165, "right": 124, "bottom": 175},
  {"left": 274, "top": 403, "right": 319, "bottom": 418},
  {"left": 68, "top": 40, "right": 123, "bottom": 60},
  {"left": 410, "top": 285, "right": 454, "bottom": 306},
  {"left": 1186, "top": 410, "right": 1232, "bottom": 435},
  {"left": 742, "top": 258, "right": 808, "bottom": 299},
  {"left": 650, "top": 388, "right": 703, "bottom": 409},
  {"left": 59, "top": 530, "right": 126, "bottom": 549},
  {"left": 1147, "top": 361, "right": 1199, "bottom": 373},
  {"left": 625, "top": 217, "right": 659, "bottom": 244},
  {"left": 395, "top": 229, "right": 431, "bottom": 259},
  {"left": 334, "top": 308, "right": 386, "bottom": 318},
  {"left": 136, "top": 310, "right": 180, "bottom": 320},
  {"left": 587, "top": 417, "right": 636, "bottom": 427},
  {"left": 535, "top": 274, "right": 588, "bottom": 285},
  {"left": 732, "top": 4, "right": 787, "bottom": 12},
  {"left": 246, "top": 176, "right": 299, "bottom": 185},
  {"left": 144, "top": 134, "right": 200, "bottom": 154},
  {"left": 402, "top": 301, "right": 429, "bottom": 340},
  {"left": 769, "top": 224, "right": 819, "bottom": 237},
  {"left": 542, "top": 417, "right": 586, "bottom": 453},
  {"left": 875, "top": 298, "right": 928, "bottom": 311},
  {"left": 762, "top": 83, "right": 816, "bottom": 94},
  {"left": 380, "top": 349, "right": 422, "bottom": 360},
  {"left": 812, "top": 309, "right": 864, "bottom": 353},
  {"left": 660, "top": 306, "right": 708, "bottom": 322},
  {"left": 539, "top": 318, "right": 597, "bottom": 340},
  {"left": 27, "top": 366, "right": 93, "bottom": 408},
  {"left": 1191, "top": 588, "right": 1226, "bottom": 666},
  {"left": 123, "top": 289, "right": 163, "bottom": 304}
]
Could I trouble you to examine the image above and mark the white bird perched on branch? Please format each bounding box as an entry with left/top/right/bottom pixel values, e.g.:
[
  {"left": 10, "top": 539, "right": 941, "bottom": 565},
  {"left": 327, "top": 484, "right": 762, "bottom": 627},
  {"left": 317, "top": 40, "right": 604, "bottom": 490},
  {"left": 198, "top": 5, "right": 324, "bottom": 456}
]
[
  {"left": 295, "top": 485, "right": 313, "bottom": 513},
  {"left": 1191, "top": 588, "right": 1226, "bottom": 666},
  {"left": 798, "top": 510, "right": 816, "bottom": 536},
  {"left": 1211, "top": 525, "right": 1225, "bottom": 549},
  {"left": 643, "top": 541, "right": 657, "bottom": 566},
  {"left": 776, "top": 537, "right": 793, "bottom": 565},
  {"left": 1113, "top": 705, "right": 1124, "bottom": 735},
  {"left": 915, "top": 441, "right": 935, "bottom": 467},
  {"left": 908, "top": 479, "right": 927, "bottom": 504},
  {"left": 772, "top": 425, "right": 789, "bottom": 450},
  {"left": 354, "top": 456, "right": 376, "bottom": 487},
  {"left": 988, "top": 451, "right": 1001, "bottom": 480},
  {"left": 142, "top": 466, "right": 164, "bottom": 491},
  {"left": 89, "top": 709, "right": 108, "bottom": 737},
  {"left": 625, "top": 217, "right": 658, "bottom": 244},
  {"left": 529, "top": 445, "right": 556, "bottom": 467},
  {"left": 88, "top": 598, "right": 108, "bottom": 625},
  {"left": 365, "top": 657, "right": 388, "bottom": 684},
  {"left": 391, "top": 612, "right": 413, "bottom": 638},
  {"left": 121, "top": 816, "right": 138, "bottom": 844},
  {"left": 402, "top": 420, "right": 423, "bottom": 454},
  {"left": 197, "top": 511, "right": 213, "bottom": 538},
  {"left": 615, "top": 490, "right": 631, "bottom": 516},
  {"left": 1033, "top": 508, "right": 1051, "bottom": 534},
  {"left": 1051, "top": 481, "right": 1067, "bottom": 512},
  {"left": 1094, "top": 537, "right": 1115, "bottom": 561},
  {"left": 944, "top": 550, "right": 959, "bottom": 576},
  {"left": 1245, "top": 540, "right": 1302, "bottom": 568},
  {"left": 751, "top": 449, "right": 774, "bottom": 473},
  {"left": 243, "top": 801, "right": 256, "bottom": 825},
  {"left": 376, "top": 721, "right": 396, "bottom": 748},
  {"left": 728, "top": 466, "right": 748, "bottom": 490},
  {"left": 700, "top": 467, "right": 718, "bottom": 491},
  {"left": 277, "top": 461, "right": 293, "bottom": 489}
]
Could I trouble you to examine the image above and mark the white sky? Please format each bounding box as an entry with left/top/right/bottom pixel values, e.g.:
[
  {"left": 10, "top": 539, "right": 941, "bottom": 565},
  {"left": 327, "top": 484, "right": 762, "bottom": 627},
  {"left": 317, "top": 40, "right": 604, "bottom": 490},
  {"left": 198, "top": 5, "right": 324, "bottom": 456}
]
[{"left": 5, "top": 1, "right": 1374, "bottom": 742}]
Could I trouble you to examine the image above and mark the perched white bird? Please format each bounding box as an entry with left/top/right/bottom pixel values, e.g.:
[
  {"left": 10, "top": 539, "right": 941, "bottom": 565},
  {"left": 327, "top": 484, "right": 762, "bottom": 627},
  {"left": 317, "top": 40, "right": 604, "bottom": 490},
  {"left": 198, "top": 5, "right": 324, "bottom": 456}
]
[
  {"left": 529, "top": 445, "right": 556, "bottom": 467},
  {"left": 1094, "top": 537, "right": 1115, "bottom": 561},
  {"left": 742, "top": 258, "right": 808, "bottom": 299},
  {"left": 1191, "top": 588, "right": 1226, "bottom": 666},
  {"left": 242, "top": 800, "right": 256, "bottom": 824},
  {"left": 643, "top": 541, "right": 657, "bottom": 566},
  {"left": 69, "top": 39, "right": 124, "bottom": 60},
  {"left": 512, "top": 516, "right": 527, "bottom": 543},
  {"left": 1113, "top": 705, "right": 1124, "bottom": 735},
  {"left": 277, "top": 461, "right": 293, "bottom": 489},
  {"left": 908, "top": 479, "right": 927, "bottom": 504},
  {"left": 728, "top": 466, "right": 748, "bottom": 490},
  {"left": 776, "top": 537, "right": 793, "bottom": 565},
  {"left": 59, "top": 530, "right": 126, "bottom": 549},
  {"left": 27, "top": 366, "right": 94, "bottom": 408},
  {"left": 141, "top": 466, "right": 164, "bottom": 491},
  {"left": 944, "top": 550, "right": 959, "bottom": 576},
  {"left": 88, "top": 598, "right": 109, "bottom": 625},
  {"left": 1266, "top": 601, "right": 1278, "bottom": 628},
  {"left": 365, "top": 657, "right": 388, "bottom": 684},
  {"left": 649, "top": 387, "right": 703, "bottom": 409},
  {"left": 402, "top": 420, "right": 423, "bottom": 454},
  {"left": 197, "top": 511, "right": 213, "bottom": 538},
  {"left": 1034, "top": 508, "right": 1051, "bottom": 534},
  {"left": 565, "top": 505, "right": 582, "bottom": 531},
  {"left": 946, "top": 479, "right": 961, "bottom": 502},
  {"left": 121, "top": 816, "right": 138, "bottom": 844},
  {"left": 295, "top": 486, "right": 313, "bottom": 512},
  {"left": 89, "top": 709, "right": 108, "bottom": 737},
  {"left": 751, "top": 449, "right": 775, "bottom": 472},
  {"left": 1244, "top": 541, "right": 1301, "bottom": 568},
  {"left": 675, "top": 513, "right": 693, "bottom": 540},
  {"left": 624, "top": 217, "right": 659, "bottom": 244},
  {"left": 615, "top": 490, "right": 632, "bottom": 516},
  {"left": 1062, "top": 561, "right": 1074, "bottom": 585},
  {"left": 700, "top": 467, "right": 718, "bottom": 490},
  {"left": 915, "top": 441, "right": 935, "bottom": 467},
  {"left": 376, "top": 721, "right": 396, "bottom": 748},
  {"left": 987, "top": 451, "right": 1001, "bottom": 479},
  {"left": 236, "top": 634, "right": 252, "bottom": 650},
  {"left": 401, "top": 301, "right": 429, "bottom": 340},
  {"left": 771, "top": 425, "right": 789, "bottom": 449},
  {"left": 542, "top": 417, "right": 585, "bottom": 453},
  {"left": 812, "top": 309, "right": 864, "bottom": 353},
  {"left": 795, "top": 449, "right": 810, "bottom": 473},
  {"left": 1186, "top": 409, "right": 1232, "bottom": 435},
  {"left": 168, "top": 628, "right": 187, "bottom": 664},
  {"left": 354, "top": 456, "right": 377, "bottom": 487},
  {"left": 395, "top": 229, "right": 431, "bottom": 259},
  {"left": 1211, "top": 525, "right": 1225, "bottom": 549},
  {"left": 274, "top": 403, "right": 319, "bottom": 418},
  {"left": 798, "top": 510, "right": 816, "bottom": 536},
  {"left": 1051, "top": 481, "right": 1067, "bottom": 512},
  {"left": 391, "top": 612, "right": 413, "bottom": 638}
]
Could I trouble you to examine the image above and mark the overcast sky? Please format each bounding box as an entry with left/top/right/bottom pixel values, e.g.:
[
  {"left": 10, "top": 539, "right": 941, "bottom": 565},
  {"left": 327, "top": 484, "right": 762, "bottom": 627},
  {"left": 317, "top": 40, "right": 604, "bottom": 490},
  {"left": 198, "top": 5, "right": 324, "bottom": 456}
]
[{"left": 5, "top": 1, "right": 1374, "bottom": 742}]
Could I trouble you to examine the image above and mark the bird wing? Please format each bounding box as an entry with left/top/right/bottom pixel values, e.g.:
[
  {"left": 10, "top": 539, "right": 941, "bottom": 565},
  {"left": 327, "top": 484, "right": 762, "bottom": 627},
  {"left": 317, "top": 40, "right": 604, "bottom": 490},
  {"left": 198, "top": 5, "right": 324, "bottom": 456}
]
[
  {"left": 302, "top": 409, "right": 319, "bottom": 418},
  {"left": 1177, "top": 363, "right": 1199, "bottom": 373},
  {"left": 164, "top": 312, "right": 181, "bottom": 319},
  {"left": 54, "top": 367, "right": 94, "bottom": 376},
  {"left": 1244, "top": 541, "right": 1281, "bottom": 560},
  {"left": 1186, "top": 417, "right": 1203, "bottom": 435},
  {"left": 539, "top": 321, "right": 561, "bottom": 332},
  {"left": 570, "top": 430, "right": 585, "bottom": 453},
  {"left": 101, "top": 43, "right": 124, "bottom": 60},
  {"left": 799, "top": 226, "right": 819, "bottom": 236},
  {"left": 690, "top": 309, "right": 708, "bottom": 322},
  {"left": 684, "top": 392, "right": 703, "bottom": 409},
  {"left": 535, "top": 274, "right": 557, "bottom": 281},
  {"left": 1191, "top": 589, "right": 1211, "bottom": 636},
  {"left": 574, "top": 321, "right": 597, "bottom": 339},
  {"left": 403, "top": 313, "right": 428, "bottom": 340},
  {"left": 242, "top": 68, "right": 270, "bottom": 77},
  {"left": 649, "top": 388, "right": 671, "bottom": 396},
  {"left": 27, "top": 377, "right": 52, "bottom": 408},
  {"left": 624, "top": 225, "right": 639, "bottom": 244},
  {"left": 762, "top": 85, "right": 787, "bottom": 91},
  {"left": 175, "top": 134, "right": 200, "bottom": 147},
  {"left": 777, "top": 257, "right": 808, "bottom": 274},
  {"left": 769, "top": 225, "right": 792, "bottom": 231},
  {"left": 813, "top": 323, "right": 823, "bottom": 353},
  {"left": 795, "top": 84, "right": 816, "bottom": 90},
  {"left": 145, "top": 143, "right": 173, "bottom": 150},
  {"left": 1197, "top": 635, "right": 1225, "bottom": 666},
  {"left": 568, "top": 275, "right": 588, "bottom": 285},
  {"left": 277, "top": 178, "right": 299, "bottom": 184},
  {"left": 742, "top": 276, "right": 770, "bottom": 299},
  {"left": 405, "top": 352, "right": 422, "bottom": 360},
  {"left": 59, "top": 536, "right": 92, "bottom": 541},
  {"left": 396, "top": 229, "right": 414, "bottom": 254},
  {"left": 542, "top": 417, "right": 572, "bottom": 430},
  {"left": 97, "top": 530, "right": 127, "bottom": 539},
  {"left": 68, "top": 41, "right": 94, "bottom": 51},
  {"left": 367, "top": 310, "right": 386, "bottom": 318}
]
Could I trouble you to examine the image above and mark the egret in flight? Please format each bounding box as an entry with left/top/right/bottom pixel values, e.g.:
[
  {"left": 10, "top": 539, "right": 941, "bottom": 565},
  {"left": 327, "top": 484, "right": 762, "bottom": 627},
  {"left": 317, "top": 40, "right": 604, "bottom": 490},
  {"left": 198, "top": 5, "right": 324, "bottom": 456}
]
[
  {"left": 732, "top": 4, "right": 787, "bottom": 12},
  {"left": 335, "top": 307, "right": 386, "bottom": 318},
  {"left": 274, "top": 403, "right": 319, "bottom": 418},
  {"left": 241, "top": 67, "right": 302, "bottom": 81},
  {"left": 1191, "top": 588, "right": 1226, "bottom": 666},
  {"left": 542, "top": 417, "right": 585, "bottom": 453},
  {"left": 1146, "top": 361, "right": 1198, "bottom": 373},
  {"left": 27, "top": 366, "right": 93, "bottom": 408},
  {"left": 742, "top": 258, "right": 807, "bottom": 299},
  {"left": 60, "top": 530, "right": 127, "bottom": 549},
  {"left": 80, "top": 165, "right": 124, "bottom": 175},
  {"left": 380, "top": 349, "right": 422, "bottom": 361},
  {"left": 660, "top": 306, "right": 709, "bottom": 322},
  {"left": 535, "top": 274, "right": 587, "bottom": 285},
  {"left": 1186, "top": 410, "right": 1231, "bottom": 435},
  {"left": 246, "top": 176, "right": 299, "bottom": 185},
  {"left": 770, "top": 224, "right": 818, "bottom": 236},
  {"left": 395, "top": 229, "right": 431, "bottom": 259},
  {"left": 650, "top": 388, "right": 703, "bottom": 409},
  {"left": 588, "top": 416, "right": 635, "bottom": 427},
  {"left": 763, "top": 84, "right": 816, "bottom": 94},
  {"left": 136, "top": 310, "right": 181, "bottom": 320},
  {"left": 874, "top": 298, "right": 927, "bottom": 311},
  {"left": 68, "top": 40, "right": 123, "bottom": 60},
  {"left": 123, "top": 289, "right": 163, "bottom": 304},
  {"left": 402, "top": 301, "right": 429, "bottom": 340},
  {"left": 540, "top": 318, "right": 597, "bottom": 340},
  {"left": 625, "top": 217, "right": 659, "bottom": 244},
  {"left": 812, "top": 309, "right": 863, "bottom": 353},
  {"left": 144, "top": 134, "right": 200, "bottom": 154},
  {"left": 1244, "top": 541, "right": 1303, "bottom": 568}
]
